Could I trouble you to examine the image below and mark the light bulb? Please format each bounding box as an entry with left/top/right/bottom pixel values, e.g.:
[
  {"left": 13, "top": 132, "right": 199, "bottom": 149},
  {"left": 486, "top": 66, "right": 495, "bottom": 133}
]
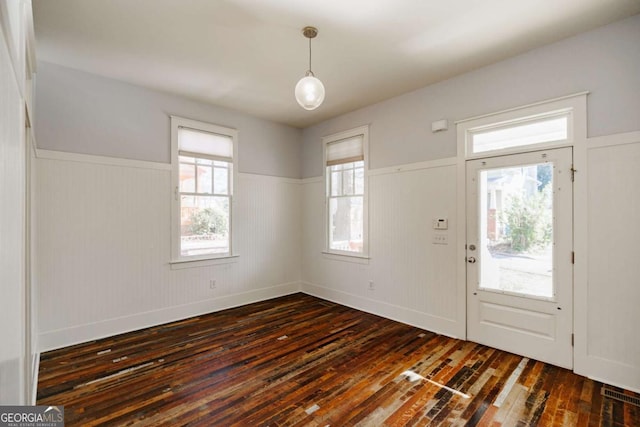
[{"left": 295, "top": 75, "right": 325, "bottom": 110}]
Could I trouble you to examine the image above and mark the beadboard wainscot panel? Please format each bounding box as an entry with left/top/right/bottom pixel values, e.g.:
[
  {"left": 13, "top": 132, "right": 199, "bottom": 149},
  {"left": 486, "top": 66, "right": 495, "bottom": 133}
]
[
  {"left": 235, "top": 173, "right": 302, "bottom": 292},
  {"left": 301, "top": 159, "right": 463, "bottom": 338},
  {"left": 574, "top": 131, "right": 640, "bottom": 393},
  {"left": 35, "top": 151, "right": 301, "bottom": 351}
]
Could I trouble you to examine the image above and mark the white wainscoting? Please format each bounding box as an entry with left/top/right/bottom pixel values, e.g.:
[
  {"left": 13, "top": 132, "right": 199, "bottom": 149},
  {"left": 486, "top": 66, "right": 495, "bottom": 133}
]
[
  {"left": 574, "top": 131, "right": 640, "bottom": 393},
  {"left": 34, "top": 134, "right": 640, "bottom": 393},
  {"left": 301, "top": 159, "right": 464, "bottom": 339},
  {"left": 35, "top": 151, "right": 301, "bottom": 351}
]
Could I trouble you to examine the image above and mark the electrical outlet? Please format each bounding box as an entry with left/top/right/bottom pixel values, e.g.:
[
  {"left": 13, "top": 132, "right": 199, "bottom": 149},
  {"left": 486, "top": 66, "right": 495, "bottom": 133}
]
[
  {"left": 210, "top": 279, "right": 216, "bottom": 289},
  {"left": 369, "top": 280, "right": 375, "bottom": 290}
]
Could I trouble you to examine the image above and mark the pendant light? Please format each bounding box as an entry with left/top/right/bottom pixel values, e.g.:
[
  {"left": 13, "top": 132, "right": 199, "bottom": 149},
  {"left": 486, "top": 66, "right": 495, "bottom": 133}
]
[{"left": 295, "top": 26, "right": 325, "bottom": 110}]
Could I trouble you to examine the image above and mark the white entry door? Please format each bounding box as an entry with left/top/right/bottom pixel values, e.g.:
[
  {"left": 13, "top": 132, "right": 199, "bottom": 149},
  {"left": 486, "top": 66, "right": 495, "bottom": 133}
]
[{"left": 466, "top": 148, "right": 573, "bottom": 369}]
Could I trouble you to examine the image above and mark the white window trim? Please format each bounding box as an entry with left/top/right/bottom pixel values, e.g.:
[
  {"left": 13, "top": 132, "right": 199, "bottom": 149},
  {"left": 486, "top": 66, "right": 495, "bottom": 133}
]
[
  {"left": 322, "top": 125, "right": 370, "bottom": 259},
  {"left": 457, "top": 92, "right": 588, "bottom": 159},
  {"left": 170, "top": 116, "right": 239, "bottom": 265}
]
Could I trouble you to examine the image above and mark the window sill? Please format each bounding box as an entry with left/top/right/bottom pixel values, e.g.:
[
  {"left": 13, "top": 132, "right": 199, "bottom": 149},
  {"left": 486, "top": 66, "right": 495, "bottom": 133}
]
[
  {"left": 322, "top": 251, "right": 370, "bottom": 264},
  {"left": 170, "top": 255, "right": 240, "bottom": 270}
]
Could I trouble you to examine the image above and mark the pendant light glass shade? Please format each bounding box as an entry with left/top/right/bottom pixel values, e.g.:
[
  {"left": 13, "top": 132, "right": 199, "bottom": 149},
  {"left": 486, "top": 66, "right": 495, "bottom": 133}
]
[
  {"left": 295, "top": 73, "right": 325, "bottom": 110},
  {"left": 295, "top": 26, "right": 324, "bottom": 111}
]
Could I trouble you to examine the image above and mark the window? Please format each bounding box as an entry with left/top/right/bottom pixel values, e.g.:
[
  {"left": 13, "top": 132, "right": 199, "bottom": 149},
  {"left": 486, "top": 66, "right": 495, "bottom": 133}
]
[
  {"left": 324, "top": 126, "right": 368, "bottom": 256},
  {"left": 171, "top": 116, "right": 237, "bottom": 262},
  {"left": 469, "top": 113, "right": 569, "bottom": 154},
  {"left": 457, "top": 93, "right": 588, "bottom": 158}
]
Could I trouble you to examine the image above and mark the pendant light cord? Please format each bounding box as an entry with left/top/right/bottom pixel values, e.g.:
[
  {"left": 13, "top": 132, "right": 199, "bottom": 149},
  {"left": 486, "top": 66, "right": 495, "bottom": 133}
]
[{"left": 308, "top": 36, "right": 312, "bottom": 73}]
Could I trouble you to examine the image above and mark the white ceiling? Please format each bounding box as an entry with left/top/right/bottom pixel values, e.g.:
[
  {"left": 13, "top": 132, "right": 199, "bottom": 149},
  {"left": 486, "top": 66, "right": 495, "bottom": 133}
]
[{"left": 32, "top": 0, "right": 640, "bottom": 129}]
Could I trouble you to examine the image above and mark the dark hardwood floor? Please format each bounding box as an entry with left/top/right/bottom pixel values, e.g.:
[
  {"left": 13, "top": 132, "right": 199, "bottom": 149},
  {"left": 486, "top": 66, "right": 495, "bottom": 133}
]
[{"left": 37, "top": 293, "right": 639, "bottom": 426}]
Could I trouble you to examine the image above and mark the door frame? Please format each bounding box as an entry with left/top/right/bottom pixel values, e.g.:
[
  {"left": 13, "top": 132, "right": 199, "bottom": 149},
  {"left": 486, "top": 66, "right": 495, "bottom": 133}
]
[{"left": 455, "top": 93, "right": 588, "bottom": 368}]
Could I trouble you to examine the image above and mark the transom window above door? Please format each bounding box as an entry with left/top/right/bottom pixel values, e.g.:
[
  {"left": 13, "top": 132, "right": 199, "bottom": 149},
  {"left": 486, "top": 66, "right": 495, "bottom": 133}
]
[
  {"left": 457, "top": 93, "right": 587, "bottom": 159},
  {"left": 470, "top": 113, "right": 568, "bottom": 154}
]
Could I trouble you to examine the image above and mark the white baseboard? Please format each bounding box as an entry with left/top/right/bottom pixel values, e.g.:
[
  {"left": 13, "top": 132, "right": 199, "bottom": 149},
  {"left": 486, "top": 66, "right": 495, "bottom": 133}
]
[
  {"left": 38, "top": 282, "right": 301, "bottom": 352},
  {"left": 301, "top": 281, "right": 463, "bottom": 340}
]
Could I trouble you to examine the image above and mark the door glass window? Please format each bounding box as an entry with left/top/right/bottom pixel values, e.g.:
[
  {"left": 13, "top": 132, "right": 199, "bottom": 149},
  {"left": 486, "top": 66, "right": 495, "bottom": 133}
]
[{"left": 478, "top": 162, "right": 554, "bottom": 298}]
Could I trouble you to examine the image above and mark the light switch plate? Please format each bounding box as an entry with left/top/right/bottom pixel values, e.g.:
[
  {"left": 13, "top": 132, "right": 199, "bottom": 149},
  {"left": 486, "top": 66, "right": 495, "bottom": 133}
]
[{"left": 433, "top": 218, "right": 448, "bottom": 230}]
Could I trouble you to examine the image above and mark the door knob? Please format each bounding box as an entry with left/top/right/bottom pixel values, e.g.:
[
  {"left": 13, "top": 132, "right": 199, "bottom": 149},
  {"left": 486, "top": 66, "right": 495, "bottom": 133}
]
[{"left": 467, "top": 257, "right": 476, "bottom": 263}]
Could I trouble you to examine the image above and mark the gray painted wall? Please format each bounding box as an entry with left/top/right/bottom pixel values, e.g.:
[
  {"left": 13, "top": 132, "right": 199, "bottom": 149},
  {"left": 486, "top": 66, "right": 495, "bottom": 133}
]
[
  {"left": 35, "top": 62, "right": 303, "bottom": 178},
  {"left": 35, "top": 14, "right": 640, "bottom": 179},
  {"left": 302, "top": 14, "right": 640, "bottom": 177}
]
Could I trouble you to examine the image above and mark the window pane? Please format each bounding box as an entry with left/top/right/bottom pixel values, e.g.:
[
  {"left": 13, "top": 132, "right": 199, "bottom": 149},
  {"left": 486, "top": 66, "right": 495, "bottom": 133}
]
[
  {"left": 329, "top": 196, "right": 364, "bottom": 253},
  {"left": 479, "top": 163, "right": 554, "bottom": 298},
  {"left": 214, "top": 167, "right": 228, "bottom": 195},
  {"left": 179, "top": 162, "right": 195, "bottom": 193},
  {"left": 355, "top": 167, "right": 364, "bottom": 194},
  {"left": 331, "top": 171, "right": 342, "bottom": 196},
  {"left": 196, "top": 158, "right": 213, "bottom": 165},
  {"left": 343, "top": 169, "right": 354, "bottom": 195},
  {"left": 197, "top": 164, "right": 212, "bottom": 194},
  {"left": 180, "top": 195, "right": 230, "bottom": 257},
  {"left": 472, "top": 116, "right": 568, "bottom": 153}
]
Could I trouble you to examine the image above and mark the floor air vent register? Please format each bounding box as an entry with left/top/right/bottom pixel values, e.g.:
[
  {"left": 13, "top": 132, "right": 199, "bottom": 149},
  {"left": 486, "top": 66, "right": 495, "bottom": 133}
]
[{"left": 601, "top": 386, "right": 640, "bottom": 407}]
